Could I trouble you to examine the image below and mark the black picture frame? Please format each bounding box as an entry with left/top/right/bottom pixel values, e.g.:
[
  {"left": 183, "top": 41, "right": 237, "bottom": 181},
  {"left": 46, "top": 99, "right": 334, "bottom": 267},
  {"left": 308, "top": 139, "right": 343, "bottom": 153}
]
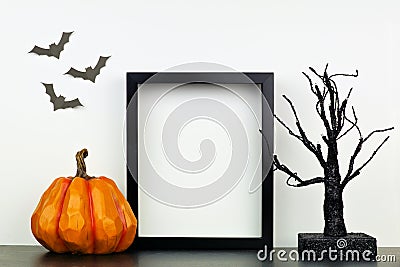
[{"left": 126, "top": 72, "right": 273, "bottom": 250}]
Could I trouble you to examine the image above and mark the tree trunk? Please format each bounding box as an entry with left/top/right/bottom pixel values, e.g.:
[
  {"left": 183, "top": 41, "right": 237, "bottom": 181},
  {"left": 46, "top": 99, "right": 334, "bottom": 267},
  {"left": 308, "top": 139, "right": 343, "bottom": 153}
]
[
  {"left": 323, "top": 180, "right": 347, "bottom": 236},
  {"left": 323, "top": 144, "right": 347, "bottom": 237}
]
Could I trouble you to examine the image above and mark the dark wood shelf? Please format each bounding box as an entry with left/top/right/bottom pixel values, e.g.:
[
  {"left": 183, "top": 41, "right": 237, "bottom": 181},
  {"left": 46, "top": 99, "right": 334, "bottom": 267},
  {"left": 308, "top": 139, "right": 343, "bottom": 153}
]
[{"left": 0, "top": 246, "right": 398, "bottom": 266}]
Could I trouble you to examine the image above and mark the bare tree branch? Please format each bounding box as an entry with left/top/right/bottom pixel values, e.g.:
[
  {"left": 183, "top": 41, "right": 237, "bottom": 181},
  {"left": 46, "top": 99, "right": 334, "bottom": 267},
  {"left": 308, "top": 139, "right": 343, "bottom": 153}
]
[
  {"left": 275, "top": 95, "right": 326, "bottom": 167},
  {"left": 309, "top": 67, "right": 338, "bottom": 139},
  {"left": 309, "top": 66, "right": 359, "bottom": 138},
  {"left": 329, "top": 70, "right": 359, "bottom": 79},
  {"left": 336, "top": 88, "right": 353, "bottom": 135},
  {"left": 313, "top": 83, "right": 332, "bottom": 139},
  {"left": 274, "top": 155, "right": 325, "bottom": 187},
  {"left": 343, "top": 137, "right": 363, "bottom": 184},
  {"left": 323, "top": 69, "right": 339, "bottom": 133},
  {"left": 309, "top": 66, "right": 325, "bottom": 81},
  {"left": 342, "top": 136, "right": 391, "bottom": 188},
  {"left": 364, "top": 127, "right": 394, "bottom": 142},
  {"left": 274, "top": 114, "right": 302, "bottom": 140},
  {"left": 345, "top": 107, "right": 362, "bottom": 137},
  {"left": 341, "top": 111, "right": 393, "bottom": 188},
  {"left": 287, "top": 176, "right": 325, "bottom": 187},
  {"left": 302, "top": 71, "right": 317, "bottom": 95},
  {"left": 337, "top": 104, "right": 359, "bottom": 140},
  {"left": 303, "top": 72, "right": 326, "bottom": 122}
]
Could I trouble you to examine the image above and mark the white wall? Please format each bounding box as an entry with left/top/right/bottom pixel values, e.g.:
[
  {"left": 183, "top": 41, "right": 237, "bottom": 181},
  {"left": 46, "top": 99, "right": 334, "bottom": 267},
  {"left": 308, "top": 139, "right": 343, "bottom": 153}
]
[{"left": 0, "top": 0, "right": 399, "bottom": 247}]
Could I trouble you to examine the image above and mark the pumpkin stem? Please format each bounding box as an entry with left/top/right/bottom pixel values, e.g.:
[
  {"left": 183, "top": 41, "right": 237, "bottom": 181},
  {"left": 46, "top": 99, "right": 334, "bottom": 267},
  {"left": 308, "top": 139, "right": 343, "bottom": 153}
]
[{"left": 75, "top": 148, "right": 91, "bottom": 179}]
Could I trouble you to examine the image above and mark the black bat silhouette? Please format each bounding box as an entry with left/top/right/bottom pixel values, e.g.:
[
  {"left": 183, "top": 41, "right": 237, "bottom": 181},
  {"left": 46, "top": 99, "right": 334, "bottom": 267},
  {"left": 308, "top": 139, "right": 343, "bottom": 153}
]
[
  {"left": 29, "top": 32, "right": 73, "bottom": 59},
  {"left": 42, "top": 83, "right": 83, "bottom": 111},
  {"left": 65, "top": 56, "right": 111, "bottom": 83}
]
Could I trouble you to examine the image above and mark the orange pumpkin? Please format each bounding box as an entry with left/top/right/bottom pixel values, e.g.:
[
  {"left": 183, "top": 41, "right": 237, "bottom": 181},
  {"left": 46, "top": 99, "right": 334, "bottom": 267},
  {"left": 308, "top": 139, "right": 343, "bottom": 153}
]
[{"left": 31, "top": 149, "right": 137, "bottom": 254}]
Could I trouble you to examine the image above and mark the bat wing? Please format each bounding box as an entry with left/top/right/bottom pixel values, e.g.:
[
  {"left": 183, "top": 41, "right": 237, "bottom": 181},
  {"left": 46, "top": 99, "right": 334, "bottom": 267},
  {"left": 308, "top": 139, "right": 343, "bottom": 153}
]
[
  {"left": 62, "top": 98, "right": 83, "bottom": 109},
  {"left": 42, "top": 83, "right": 57, "bottom": 103},
  {"left": 29, "top": 46, "right": 51, "bottom": 57},
  {"left": 54, "top": 32, "right": 73, "bottom": 54},
  {"left": 65, "top": 67, "right": 88, "bottom": 80},
  {"left": 57, "top": 32, "right": 73, "bottom": 48},
  {"left": 86, "top": 56, "right": 110, "bottom": 82},
  {"left": 48, "top": 31, "right": 73, "bottom": 58},
  {"left": 93, "top": 56, "right": 110, "bottom": 75}
]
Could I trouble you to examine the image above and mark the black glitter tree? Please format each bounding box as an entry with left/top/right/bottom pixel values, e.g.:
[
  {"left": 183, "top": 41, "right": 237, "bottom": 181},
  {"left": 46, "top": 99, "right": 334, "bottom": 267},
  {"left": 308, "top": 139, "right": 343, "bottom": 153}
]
[{"left": 273, "top": 65, "right": 393, "bottom": 237}]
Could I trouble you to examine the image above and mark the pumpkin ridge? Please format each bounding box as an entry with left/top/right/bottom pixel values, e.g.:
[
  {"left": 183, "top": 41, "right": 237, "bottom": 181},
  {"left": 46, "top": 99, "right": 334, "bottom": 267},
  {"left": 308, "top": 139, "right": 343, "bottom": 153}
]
[
  {"left": 102, "top": 177, "right": 137, "bottom": 252},
  {"left": 39, "top": 178, "right": 71, "bottom": 252},
  {"left": 86, "top": 179, "right": 96, "bottom": 252},
  {"left": 58, "top": 177, "right": 94, "bottom": 253},
  {"left": 55, "top": 178, "right": 72, "bottom": 251},
  {"left": 32, "top": 178, "right": 60, "bottom": 250},
  {"left": 31, "top": 179, "right": 57, "bottom": 242},
  {"left": 111, "top": 189, "right": 127, "bottom": 251}
]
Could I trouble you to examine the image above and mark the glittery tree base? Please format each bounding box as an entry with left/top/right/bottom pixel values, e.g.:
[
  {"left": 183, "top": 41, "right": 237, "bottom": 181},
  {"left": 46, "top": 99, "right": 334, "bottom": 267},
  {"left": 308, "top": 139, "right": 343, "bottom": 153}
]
[{"left": 297, "top": 233, "right": 377, "bottom": 262}]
